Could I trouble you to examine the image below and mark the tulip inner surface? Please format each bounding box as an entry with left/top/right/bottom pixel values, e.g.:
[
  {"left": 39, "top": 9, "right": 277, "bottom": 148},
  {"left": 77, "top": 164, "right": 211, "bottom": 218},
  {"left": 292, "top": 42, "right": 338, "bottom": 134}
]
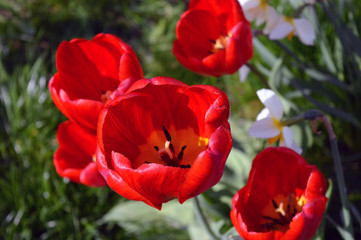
[
  {"left": 134, "top": 126, "right": 208, "bottom": 169},
  {"left": 211, "top": 33, "right": 231, "bottom": 53},
  {"left": 255, "top": 192, "right": 306, "bottom": 233}
]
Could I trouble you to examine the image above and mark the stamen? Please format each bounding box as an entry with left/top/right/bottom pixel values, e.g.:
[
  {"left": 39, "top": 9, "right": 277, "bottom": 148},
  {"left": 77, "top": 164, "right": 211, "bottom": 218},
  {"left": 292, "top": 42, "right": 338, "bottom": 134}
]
[
  {"left": 177, "top": 145, "right": 187, "bottom": 161},
  {"left": 152, "top": 127, "right": 190, "bottom": 168},
  {"left": 272, "top": 199, "right": 278, "bottom": 209},
  {"left": 162, "top": 126, "right": 172, "bottom": 141},
  {"left": 180, "top": 164, "right": 191, "bottom": 169}
]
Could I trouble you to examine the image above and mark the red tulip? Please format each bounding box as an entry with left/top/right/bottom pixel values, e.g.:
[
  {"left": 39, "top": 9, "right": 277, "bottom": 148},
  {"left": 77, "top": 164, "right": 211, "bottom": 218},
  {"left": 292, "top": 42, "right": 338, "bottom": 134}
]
[
  {"left": 54, "top": 121, "right": 106, "bottom": 187},
  {"left": 173, "top": 0, "right": 253, "bottom": 77},
  {"left": 96, "top": 76, "right": 232, "bottom": 209},
  {"left": 231, "top": 147, "right": 327, "bottom": 240},
  {"left": 49, "top": 33, "right": 143, "bottom": 134}
]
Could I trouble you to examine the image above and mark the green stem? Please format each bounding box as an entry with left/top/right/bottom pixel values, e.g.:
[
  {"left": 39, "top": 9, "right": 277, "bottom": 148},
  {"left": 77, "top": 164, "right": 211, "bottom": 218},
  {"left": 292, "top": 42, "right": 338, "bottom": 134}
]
[
  {"left": 192, "top": 196, "right": 219, "bottom": 240},
  {"left": 280, "top": 114, "right": 304, "bottom": 126},
  {"left": 246, "top": 62, "right": 271, "bottom": 89},
  {"left": 311, "top": 115, "right": 354, "bottom": 236}
]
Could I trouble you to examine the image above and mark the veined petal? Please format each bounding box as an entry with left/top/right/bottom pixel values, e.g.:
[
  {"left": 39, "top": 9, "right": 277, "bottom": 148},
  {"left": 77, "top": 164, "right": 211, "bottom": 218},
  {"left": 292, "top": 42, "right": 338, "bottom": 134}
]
[
  {"left": 248, "top": 118, "right": 280, "bottom": 138},
  {"left": 256, "top": 88, "right": 283, "bottom": 119},
  {"left": 179, "top": 124, "right": 232, "bottom": 203},
  {"left": 96, "top": 150, "right": 161, "bottom": 209},
  {"left": 293, "top": 18, "right": 316, "bottom": 46}
]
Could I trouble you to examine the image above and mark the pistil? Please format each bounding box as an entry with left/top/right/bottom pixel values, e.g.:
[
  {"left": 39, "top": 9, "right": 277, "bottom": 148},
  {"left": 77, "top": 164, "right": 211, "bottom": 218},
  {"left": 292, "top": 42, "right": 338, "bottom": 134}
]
[{"left": 153, "top": 126, "right": 189, "bottom": 168}]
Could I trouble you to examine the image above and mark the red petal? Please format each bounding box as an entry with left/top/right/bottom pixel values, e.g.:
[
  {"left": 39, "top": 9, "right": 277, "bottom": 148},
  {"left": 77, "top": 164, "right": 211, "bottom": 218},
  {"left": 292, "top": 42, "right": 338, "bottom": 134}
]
[
  {"left": 80, "top": 162, "right": 107, "bottom": 187},
  {"left": 176, "top": 10, "right": 219, "bottom": 59},
  {"left": 112, "top": 151, "right": 189, "bottom": 209},
  {"left": 59, "top": 91, "right": 104, "bottom": 133},
  {"left": 56, "top": 38, "right": 120, "bottom": 100},
  {"left": 53, "top": 121, "right": 106, "bottom": 187},
  {"left": 285, "top": 198, "right": 327, "bottom": 240},
  {"left": 179, "top": 124, "right": 231, "bottom": 203},
  {"left": 172, "top": 40, "right": 210, "bottom": 75},
  {"left": 188, "top": 0, "right": 247, "bottom": 31},
  {"left": 225, "top": 21, "right": 253, "bottom": 73},
  {"left": 96, "top": 149, "right": 159, "bottom": 208}
]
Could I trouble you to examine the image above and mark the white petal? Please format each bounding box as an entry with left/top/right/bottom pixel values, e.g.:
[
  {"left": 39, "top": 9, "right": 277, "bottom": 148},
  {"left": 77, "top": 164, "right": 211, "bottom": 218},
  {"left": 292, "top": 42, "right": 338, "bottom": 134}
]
[
  {"left": 239, "top": 65, "right": 250, "bottom": 82},
  {"left": 239, "top": 0, "right": 260, "bottom": 11},
  {"left": 255, "top": 10, "right": 267, "bottom": 26},
  {"left": 244, "top": 8, "right": 260, "bottom": 22},
  {"left": 263, "top": 6, "right": 280, "bottom": 34},
  {"left": 293, "top": 18, "right": 316, "bottom": 45},
  {"left": 279, "top": 127, "right": 303, "bottom": 154},
  {"left": 268, "top": 16, "right": 294, "bottom": 40},
  {"left": 248, "top": 118, "right": 280, "bottom": 138},
  {"left": 291, "top": 141, "right": 303, "bottom": 154},
  {"left": 281, "top": 127, "right": 294, "bottom": 148},
  {"left": 256, "top": 108, "right": 271, "bottom": 120},
  {"left": 256, "top": 89, "right": 283, "bottom": 119}
]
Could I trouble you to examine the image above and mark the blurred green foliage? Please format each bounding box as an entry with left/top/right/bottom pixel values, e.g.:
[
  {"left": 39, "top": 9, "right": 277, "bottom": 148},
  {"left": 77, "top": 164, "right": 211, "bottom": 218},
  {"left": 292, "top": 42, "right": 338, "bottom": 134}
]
[{"left": 0, "top": 0, "right": 360, "bottom": 239}]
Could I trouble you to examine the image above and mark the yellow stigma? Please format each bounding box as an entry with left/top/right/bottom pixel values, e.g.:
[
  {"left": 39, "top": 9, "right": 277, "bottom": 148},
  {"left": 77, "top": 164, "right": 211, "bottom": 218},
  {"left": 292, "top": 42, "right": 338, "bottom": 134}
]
[{"left": 275, "top": 202, "right": 286, "bottom": 216}]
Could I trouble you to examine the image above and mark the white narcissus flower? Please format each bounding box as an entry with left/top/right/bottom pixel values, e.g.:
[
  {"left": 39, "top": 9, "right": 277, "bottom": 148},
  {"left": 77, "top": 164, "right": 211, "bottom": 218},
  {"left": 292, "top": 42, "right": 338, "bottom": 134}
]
[
  {"left": 239, "top": 0, "right": 274, "bottom": 26},
  {"left": 266, "top": 16, "right": 316, "bottom": 45},
  {"left": 248, "top": 89, "right": 303, "bottom": 154}
]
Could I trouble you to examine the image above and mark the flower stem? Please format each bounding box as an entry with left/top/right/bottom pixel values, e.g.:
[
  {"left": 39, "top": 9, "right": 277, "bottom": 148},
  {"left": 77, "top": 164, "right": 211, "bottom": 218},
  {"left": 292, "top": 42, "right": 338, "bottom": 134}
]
[
  {"left": 192, "top": 196, "right": 219, "bottom": 240},
  {"left": 310, "top": 115, "right": 354, "bottom": 236},
  {"left": 280, "top": 114, "right": 304, "bottom": 126},
  {"left": 246, "top": 62, "right": 271, "bottom": 89}
]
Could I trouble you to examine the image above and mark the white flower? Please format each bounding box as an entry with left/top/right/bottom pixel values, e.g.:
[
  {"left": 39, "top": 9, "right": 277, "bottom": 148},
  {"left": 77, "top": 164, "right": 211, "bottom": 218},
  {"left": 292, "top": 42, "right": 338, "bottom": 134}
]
[
  {"left": 266, "top": 16, "right": 316, "bottom": 45},
  {"left": 239, "top": 0, "right": 273, "bottom": 26},
  {"left": 248, "top": 89, "right": 303, "bottom": 154}
]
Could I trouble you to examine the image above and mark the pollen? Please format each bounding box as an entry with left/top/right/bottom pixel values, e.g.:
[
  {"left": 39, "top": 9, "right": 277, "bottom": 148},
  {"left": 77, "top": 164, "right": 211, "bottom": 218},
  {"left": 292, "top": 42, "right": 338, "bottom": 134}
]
[{"left": 211, "top": 33, "right": 231, "bottom": 53}]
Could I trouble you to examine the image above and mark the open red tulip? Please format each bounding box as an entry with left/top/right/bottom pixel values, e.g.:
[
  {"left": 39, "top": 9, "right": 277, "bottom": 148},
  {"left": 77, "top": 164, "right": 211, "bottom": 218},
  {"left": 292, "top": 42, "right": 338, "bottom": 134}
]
[
  {"left": 49, "top": 33, "right": 143, "bottom": 134},
  {"left": 173, "top": 0, "right": 253, "bottom": 77},
  {"left": 231, "top": 147, "right": 327, "bottom": 240},
  {"left": 54, "top": 121, "right": 106, "bottom": 187},
  {"left": 96, "top": 76, "right": 232, "bottom": 209}
]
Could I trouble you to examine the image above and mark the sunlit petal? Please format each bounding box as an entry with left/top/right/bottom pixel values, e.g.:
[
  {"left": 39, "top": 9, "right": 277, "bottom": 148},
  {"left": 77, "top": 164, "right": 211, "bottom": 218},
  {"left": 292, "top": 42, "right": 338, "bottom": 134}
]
[
  {"left": 256, "top": 89, "right": 283, "bottom": 119},
  {"left": 248, "top": 118, "right": 280, "bottom": 138},
  {"left": 256, "top": 108, "right": 271, "bottom": 120}
]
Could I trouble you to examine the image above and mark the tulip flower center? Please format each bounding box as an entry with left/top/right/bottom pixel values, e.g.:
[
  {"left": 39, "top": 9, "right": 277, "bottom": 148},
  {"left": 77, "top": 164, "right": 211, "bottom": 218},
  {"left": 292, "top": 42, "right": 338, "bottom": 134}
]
[
  {"left": 135, "top": 126, "right": 209, "bottom": 169},
  {"left": 152, "top": 126, "right": 190, "bottom": 168},
  {"left": 101, "top": 90, "right": 112, "bottom": 103},
  {"left": 211, "top": 34, "right": 231, "bottom": 53},
  {"left": 258, "top": 192, "right": 306, "bottom": 232}
]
